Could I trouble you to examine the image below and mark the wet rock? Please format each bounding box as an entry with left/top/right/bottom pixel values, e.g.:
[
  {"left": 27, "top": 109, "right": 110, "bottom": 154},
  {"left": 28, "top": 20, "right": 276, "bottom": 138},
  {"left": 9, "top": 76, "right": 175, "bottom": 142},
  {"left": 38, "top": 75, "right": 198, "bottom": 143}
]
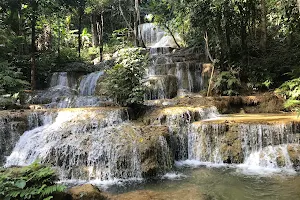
[
  {"left": 67, "top": 184, "right": 109, "bottom": 200},
  {"left": 287, "top": 144, "right": 300, "bottom": 169}
]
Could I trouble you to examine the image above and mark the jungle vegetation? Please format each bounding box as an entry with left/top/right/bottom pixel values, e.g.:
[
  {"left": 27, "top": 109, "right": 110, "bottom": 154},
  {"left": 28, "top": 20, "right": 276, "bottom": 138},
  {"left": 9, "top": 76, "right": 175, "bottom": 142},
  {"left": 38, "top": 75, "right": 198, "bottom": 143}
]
[{"left": 0, "top": 0, "right": 299, "bottom": 109}]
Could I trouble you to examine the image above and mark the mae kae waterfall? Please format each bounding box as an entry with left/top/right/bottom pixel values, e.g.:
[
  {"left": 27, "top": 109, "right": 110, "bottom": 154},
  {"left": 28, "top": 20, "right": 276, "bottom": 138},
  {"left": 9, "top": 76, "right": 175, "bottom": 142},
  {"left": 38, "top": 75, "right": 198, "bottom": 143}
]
[{"left": 2, "top": 36, "right": 300, "bottom": 199}]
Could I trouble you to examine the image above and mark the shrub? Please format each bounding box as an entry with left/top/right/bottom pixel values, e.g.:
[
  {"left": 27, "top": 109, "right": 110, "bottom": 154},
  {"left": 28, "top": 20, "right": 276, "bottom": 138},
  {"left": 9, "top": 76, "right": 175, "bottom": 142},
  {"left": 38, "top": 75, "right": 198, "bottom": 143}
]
[
  {"left": 276, "top": 78, "right": 300, "bottom": 112},
  {"left": 0, "top": 61, "right": 29, "bottom": 95},
  {"left": 105, "top": 48, "right": 149, "bottom": 106},
  {"left": 213, "top": 70, "right": 241, "bottom": 96},
  {"left": 58, "top": 47, "right": 81, "bottom": 63},
  {"left": 0, "top": 162, "right": 66, "bottom": 200}
]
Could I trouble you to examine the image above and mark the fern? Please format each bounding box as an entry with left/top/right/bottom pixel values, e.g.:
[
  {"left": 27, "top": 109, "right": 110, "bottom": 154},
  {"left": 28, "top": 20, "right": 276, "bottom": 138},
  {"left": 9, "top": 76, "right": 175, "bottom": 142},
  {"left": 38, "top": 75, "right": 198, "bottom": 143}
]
[
  {"left": 0, "top": 61, "right": 29, "bottom": 95},
  {"left": 0, "top": 162, "right": 66, "bottom": 200},
  {"left": 276, "top": 78, "right": 300, "bottom": 113}
]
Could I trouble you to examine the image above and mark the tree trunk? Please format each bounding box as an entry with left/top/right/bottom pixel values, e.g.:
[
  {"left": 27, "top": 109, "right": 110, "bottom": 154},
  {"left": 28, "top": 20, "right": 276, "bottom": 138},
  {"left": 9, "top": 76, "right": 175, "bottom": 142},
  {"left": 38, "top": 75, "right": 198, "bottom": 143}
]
[
  {"left": 134, "top": 0, "right": 140, "bottom": 46},
  {"left": 297, "top": 0, "right": 300, "bottom": 14},
  {"left": 78, "top": 7, "right": 84, "bottom": 58},
  {"left": 260, "top": 0, "right": 267, "bottom": 53},
  {"left": 91, "top": 13, "right": 99, "bottom": 47},
  {"left": 164, "top": 24, "right": 181, "bottom": 48},
  {"left": 119, "top": 0, "right": 134, "bottom": 33},
  {"left": 97, "top": 13, "right": 104, "bottom": 62},
  {"left": 224, "top": 0, "right": 231, "bottom": 57},
  {"left": 30, "top": 0, "right": 38, "bottom": 91}
]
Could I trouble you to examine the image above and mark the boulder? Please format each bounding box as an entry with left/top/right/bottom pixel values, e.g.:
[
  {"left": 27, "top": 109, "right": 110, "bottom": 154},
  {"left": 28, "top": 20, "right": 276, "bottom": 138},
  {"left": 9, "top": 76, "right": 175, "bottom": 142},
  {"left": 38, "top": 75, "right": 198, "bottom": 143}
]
[{"left": 67, "top": 184, "right": 109, "bottom": 200}]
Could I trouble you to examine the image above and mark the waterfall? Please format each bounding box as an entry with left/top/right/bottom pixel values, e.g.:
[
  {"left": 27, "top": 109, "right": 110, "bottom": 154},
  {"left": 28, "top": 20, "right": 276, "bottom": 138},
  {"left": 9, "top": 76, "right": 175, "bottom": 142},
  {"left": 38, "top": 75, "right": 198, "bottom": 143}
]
[
  {"left": 79, "top": 71, "right": 104, "bottom": 96},
  {"left": 49, "top": 72, "right": 78, "bottom": 89},
  {"left": 154, "top": 106, "right": 219, "bottom": 160},
  {"left": 38, "top": 71, "right": 106, "bottom": 108},
  {"left": 5, "top": 108, "right": 137, "bottom": 180},
  {"left": 50, "top": 72, "right": 69, "bottom": 88},
  {"left": 143, "top": 48, "right": 207, "bottom": 100},
  {"left": 138, "top": 23, "right": 165, "bottom": 47},
  {"left": 188, "top": 123, "right": 224, "bottom": 163},
  {"left": 242, "top": 145, "right": 294, "bottom": 170},
  {"left": 185, "top": 120, "right": 300, "bottom": 172}
]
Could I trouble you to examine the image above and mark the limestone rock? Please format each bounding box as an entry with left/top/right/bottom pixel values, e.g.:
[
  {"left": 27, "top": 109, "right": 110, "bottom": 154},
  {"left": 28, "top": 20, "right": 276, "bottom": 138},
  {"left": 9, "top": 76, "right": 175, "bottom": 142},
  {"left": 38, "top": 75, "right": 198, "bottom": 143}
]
[{"left": 67, "top": 184, "right": 109, "bottom": 200}]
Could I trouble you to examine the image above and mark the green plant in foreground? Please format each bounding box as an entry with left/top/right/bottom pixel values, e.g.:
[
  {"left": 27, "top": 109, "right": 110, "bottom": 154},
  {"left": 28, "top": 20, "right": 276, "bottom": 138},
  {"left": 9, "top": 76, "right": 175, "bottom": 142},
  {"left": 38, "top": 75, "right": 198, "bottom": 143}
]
[
  {"left": 0, "top": 162, "right": 66, "bottom": 200},
  {"left": 276, "top": 78, "right": 300, "bottom": 113}
]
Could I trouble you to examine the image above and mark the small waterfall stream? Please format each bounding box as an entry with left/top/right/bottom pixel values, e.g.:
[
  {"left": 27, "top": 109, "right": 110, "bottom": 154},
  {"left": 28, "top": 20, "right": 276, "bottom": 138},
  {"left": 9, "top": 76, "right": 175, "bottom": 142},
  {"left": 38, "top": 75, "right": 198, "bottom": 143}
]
[
  {"left": 37, "top": 71, "right": 106, "bottom": 108},
  {"left": 79, "top": 71, "right": 104, "bottom": 96}
]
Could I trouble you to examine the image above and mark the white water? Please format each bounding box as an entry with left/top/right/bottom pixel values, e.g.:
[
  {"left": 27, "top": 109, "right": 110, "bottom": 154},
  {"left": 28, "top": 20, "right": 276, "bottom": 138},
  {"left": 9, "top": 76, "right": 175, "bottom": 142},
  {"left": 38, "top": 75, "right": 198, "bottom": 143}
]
[
  {"left": 138, "top": 23, "right": 165, "bottom": 47},
  {"left": 5, "top": 108, "right": 142, "bottom": 181},
  {"left": 79, "top": 71, "right": 104, "bottom": 96},
  {"left": 183, "top": 122, "right": 300, "bottom": 175},
  {"left": 50, "top": 72, "right": 69, "bottom": 88}
]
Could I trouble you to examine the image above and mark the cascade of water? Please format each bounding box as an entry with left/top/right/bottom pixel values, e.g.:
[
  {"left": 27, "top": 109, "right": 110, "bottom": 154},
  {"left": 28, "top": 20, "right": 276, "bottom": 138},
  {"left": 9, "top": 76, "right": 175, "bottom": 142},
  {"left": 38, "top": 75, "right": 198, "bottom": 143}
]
[
  {"left": 157, "top": 136, "right": 173, "bottom": 172},
  {"left": 239, "top": 123, "right": 300, "bottom": 171},
  {"left": 50, "top": 72, "right": 69, "bottom": 88},
  {"left": 139, "top": 23, "right": 165, "bottom": 47},
  {"left": 5, "top": 108, "right": 148, "bottom": 181},
  {"left": 185, "top": 120, "right": 300, "bottom": 171},
  {"left": 156, "top": 106, "right": 219, "bottom": 160},
  {"left": 79, "top": 71, "right": 104, "bottom": 96},
  {"left": 188, "top": 123, "right": 225, "bottom": 163}
]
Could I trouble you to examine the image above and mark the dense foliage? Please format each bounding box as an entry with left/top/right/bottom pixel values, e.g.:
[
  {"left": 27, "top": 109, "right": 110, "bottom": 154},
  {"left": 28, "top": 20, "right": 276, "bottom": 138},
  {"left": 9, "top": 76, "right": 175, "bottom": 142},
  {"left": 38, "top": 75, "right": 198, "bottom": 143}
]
[
  {"left": 213, "top": 71, "right": 241, "bottom": 96},
  {"left": 0, "top": 0, "right": 300, "bottom": 97},
  {"left": 147, "top": 0, "right": 300, "bottom": 94},
  {"left": 105, "top": 48, "right": 149, "bottom": 106},
  {"left": 0, "top": 162, "right": 66, "bottom": 200},
  {"left": 0, "top": 62, "right": 29, "bottom": 95},
  {"left": 276, "top": 78, "right": 300, "bottom": 112}
]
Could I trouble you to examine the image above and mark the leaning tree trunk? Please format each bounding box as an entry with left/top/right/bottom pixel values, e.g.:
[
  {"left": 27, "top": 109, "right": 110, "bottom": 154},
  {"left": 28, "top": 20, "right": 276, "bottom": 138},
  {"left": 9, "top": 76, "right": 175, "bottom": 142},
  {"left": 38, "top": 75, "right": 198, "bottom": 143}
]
[
  {"left": 260, "top": 0, "right": 267, "bottom": 53},
  {"left": 30, "top": 0, "right": 38, "bottom": 91},
  {"left": 164, "top": 24, "right": 181, "bottom": 48},
  {"left": 119, "top": 0, "right": 134, "bottom": 33}
]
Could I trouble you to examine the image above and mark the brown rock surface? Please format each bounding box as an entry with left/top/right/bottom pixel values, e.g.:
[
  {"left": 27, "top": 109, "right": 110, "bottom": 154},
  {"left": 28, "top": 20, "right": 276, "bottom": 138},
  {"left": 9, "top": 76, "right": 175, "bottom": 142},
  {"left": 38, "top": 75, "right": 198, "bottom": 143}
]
[{"left": 67, "top": 184, "right": 109, "bottom": 200}]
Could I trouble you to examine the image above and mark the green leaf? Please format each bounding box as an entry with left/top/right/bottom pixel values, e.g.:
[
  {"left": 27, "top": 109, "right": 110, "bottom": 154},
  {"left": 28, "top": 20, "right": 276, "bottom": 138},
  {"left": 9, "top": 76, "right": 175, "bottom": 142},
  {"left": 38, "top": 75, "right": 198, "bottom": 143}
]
[{"left": 15, "top": 180, "right": 26, "bottom": 189}]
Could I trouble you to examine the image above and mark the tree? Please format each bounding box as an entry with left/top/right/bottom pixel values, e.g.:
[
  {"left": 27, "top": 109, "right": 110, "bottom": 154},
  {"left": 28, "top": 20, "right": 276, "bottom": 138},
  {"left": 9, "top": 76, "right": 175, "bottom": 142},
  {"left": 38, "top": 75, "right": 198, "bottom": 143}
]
[
  {"left": 260, "top": 0, "right": 267, "bottom": 52},
  {"left": 86, "top": 0, "right": 111, "bottom": 61}
]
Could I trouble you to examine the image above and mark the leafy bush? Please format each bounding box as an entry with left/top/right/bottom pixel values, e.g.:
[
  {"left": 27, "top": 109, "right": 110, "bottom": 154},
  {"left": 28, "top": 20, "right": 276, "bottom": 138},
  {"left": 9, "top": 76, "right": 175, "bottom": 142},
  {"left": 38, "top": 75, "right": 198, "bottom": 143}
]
[
  {"left": 105, "top": 48, "right": 148, "bottom": 106},
  {"left": 58, "top": 47, "right": 81, "bottom": 63},
  {"left": 276, "top": 78, "right": 300, "bottom": 112},
  {"left": 0, "top": 162, "right": 66, "bottom": 200},
  {"left": 213, "top": 70, "right": 241, "bottom": 96},
  {"left": 0, "top": 61, "right": 29, "bottom": 95}
]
